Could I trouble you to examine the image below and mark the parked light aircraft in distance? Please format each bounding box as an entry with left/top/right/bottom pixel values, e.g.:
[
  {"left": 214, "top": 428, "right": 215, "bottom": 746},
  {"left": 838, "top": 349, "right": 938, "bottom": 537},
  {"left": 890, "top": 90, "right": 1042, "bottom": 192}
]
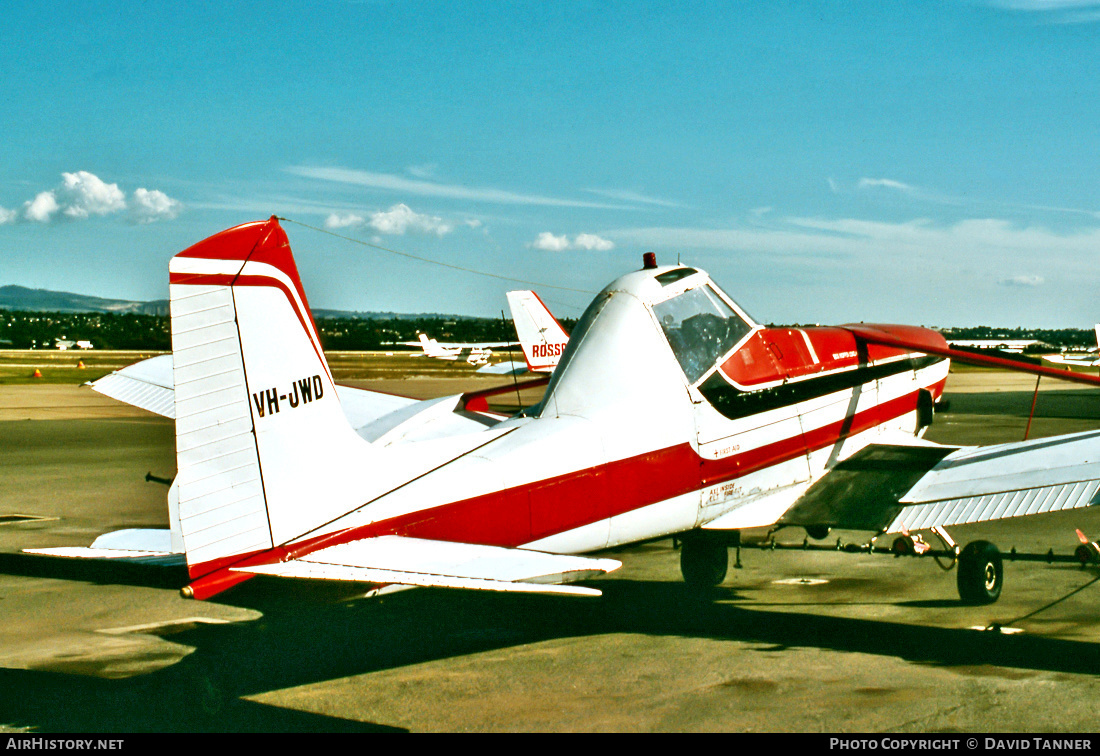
[
  {"left": 506, "top": 290, "right": 570, "bottom": 374},
  {"left": 1042, "top": 325, "right": 1100, "bottom": 368},
  {"left": 406, "top": 332, "right": 513, "bottom": 365},
  {"left": 32, "top": 218, "right": 1100, "bottom": 606}
]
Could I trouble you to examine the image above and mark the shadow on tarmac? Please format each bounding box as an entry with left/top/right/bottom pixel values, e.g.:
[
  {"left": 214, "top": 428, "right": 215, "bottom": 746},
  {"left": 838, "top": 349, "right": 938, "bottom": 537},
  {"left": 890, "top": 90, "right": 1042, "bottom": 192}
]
[
  {"left": 3, "top": 573, "right": 1100, "bottom": 732},
  {"left": 0, "top": 553, "right": 187, "bottom": 590}
]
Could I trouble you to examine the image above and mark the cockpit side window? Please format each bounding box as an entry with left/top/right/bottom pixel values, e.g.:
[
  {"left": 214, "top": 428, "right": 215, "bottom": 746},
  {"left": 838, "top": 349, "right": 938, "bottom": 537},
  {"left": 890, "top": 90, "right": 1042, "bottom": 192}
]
[{"left": 654, "top": 285, "right": 752, "bottom": 383}]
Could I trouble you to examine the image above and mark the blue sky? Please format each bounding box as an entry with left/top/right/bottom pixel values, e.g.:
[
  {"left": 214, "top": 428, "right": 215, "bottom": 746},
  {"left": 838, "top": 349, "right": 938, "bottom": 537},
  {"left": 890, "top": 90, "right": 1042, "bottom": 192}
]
[{"left": 2, "top": 0, "right": 1099, "bottom": 326}]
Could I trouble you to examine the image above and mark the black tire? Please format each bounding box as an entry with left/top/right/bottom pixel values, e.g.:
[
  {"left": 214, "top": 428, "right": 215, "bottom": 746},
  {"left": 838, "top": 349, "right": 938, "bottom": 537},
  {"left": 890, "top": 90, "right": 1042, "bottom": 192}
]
[
  {"left": 680, "top": 539, "right": 728, "bottom": 588},
  {"left": 957, "top": 540, "right": 1003, "bottom": 605}
]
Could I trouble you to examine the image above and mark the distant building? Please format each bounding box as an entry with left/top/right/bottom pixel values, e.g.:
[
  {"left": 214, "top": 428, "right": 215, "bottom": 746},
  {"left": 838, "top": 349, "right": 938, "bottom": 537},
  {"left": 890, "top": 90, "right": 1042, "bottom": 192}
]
[{"left": 948, "top": 339, "right": 1049, "bottom": 354}]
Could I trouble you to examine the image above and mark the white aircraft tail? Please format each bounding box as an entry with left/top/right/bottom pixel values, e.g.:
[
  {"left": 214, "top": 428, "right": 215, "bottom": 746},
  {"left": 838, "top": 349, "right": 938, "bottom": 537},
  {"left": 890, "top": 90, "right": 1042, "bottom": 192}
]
[
  {"left": 506, "top": 290, "right": 569, "bottom": 373},
  {"left": 169, "top": 217, "right": 374, "bottom": 582},
  {"left": 417, "top": 332, "right": 439, "bottom": 356}
]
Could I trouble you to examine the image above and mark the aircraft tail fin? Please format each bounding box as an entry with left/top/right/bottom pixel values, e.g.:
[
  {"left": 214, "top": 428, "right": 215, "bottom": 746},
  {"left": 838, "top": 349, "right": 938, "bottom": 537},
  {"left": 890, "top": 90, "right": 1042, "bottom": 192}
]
[
  {"left": 418, "top": 332, "right": 448, "bottom": 358},
  {"left": 506, "top": 290, "right": 569, "bottom": 373},
  {"left": 169, "top": 217, "right": 373, "bottom": 582}
]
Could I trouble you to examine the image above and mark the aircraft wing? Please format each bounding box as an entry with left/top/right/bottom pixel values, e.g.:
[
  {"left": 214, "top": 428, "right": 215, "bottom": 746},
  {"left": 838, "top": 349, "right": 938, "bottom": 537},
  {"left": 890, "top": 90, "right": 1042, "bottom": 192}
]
[
  {"left": 1042, "top": 354, "right": 1100, "bottom": 368},
  {"left": 232, "top": 535, "right": 621, "bottom": 597},
  {"left": 442, "top": 341, "right": 513, "bottom": 349},
  {"left": 742, "top": 433, "right": 1100, "bottom": 535},
  {"left": 884, "top": 430, "right": 1100, "bottom": 532},
  {"left": 475, "top": 360, "right": 529, "bottom": 376}
]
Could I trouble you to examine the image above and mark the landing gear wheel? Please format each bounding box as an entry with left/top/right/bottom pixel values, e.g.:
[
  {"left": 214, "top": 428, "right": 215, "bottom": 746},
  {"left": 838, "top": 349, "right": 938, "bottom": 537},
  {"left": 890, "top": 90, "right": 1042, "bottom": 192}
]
[
  {"left": 680, "top": 539, "right": 728, "bottom": 588},
  {"left": 957, "top": 540, "right": 1003, "bottom": 605}
]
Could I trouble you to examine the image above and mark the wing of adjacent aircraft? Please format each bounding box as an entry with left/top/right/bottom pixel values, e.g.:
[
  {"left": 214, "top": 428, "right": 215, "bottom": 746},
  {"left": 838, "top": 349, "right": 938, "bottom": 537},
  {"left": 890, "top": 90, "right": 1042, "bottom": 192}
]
[{"left": 1039, "top": 324, "right": 1100, "bottom": 367}]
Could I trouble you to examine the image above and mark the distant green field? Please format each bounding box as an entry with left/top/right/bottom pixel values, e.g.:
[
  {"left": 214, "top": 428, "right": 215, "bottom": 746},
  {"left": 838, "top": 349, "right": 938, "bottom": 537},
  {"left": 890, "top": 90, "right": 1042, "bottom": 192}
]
[{"left": 0, "top": 350, "right": 166, "bottom": 385}]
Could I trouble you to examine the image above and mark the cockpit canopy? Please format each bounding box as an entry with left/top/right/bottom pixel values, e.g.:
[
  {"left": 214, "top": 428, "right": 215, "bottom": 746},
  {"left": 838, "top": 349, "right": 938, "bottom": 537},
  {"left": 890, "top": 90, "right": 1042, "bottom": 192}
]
[
  {"left": 652, "top": 278, "right": 754, "bottom": 384},
  {"left": 536, "top": 262, "right": 760, "bottom": 423}
]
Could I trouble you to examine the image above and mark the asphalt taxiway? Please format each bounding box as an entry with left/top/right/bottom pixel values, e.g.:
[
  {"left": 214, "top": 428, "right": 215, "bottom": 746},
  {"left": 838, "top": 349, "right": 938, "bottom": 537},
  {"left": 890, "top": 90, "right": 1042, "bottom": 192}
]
[{"left": 2, "top": 363, "right": 1100, "bottom": 732}]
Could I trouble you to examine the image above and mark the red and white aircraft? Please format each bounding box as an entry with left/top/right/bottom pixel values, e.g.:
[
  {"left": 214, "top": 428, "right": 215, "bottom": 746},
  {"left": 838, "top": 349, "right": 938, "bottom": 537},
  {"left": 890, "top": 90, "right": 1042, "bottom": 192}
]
[
  {"left": 34, "top": 218, "right": 1100, "bottom": 605},
  {"left": 506, "top": 290, "right": 570, "bottom": 373}
]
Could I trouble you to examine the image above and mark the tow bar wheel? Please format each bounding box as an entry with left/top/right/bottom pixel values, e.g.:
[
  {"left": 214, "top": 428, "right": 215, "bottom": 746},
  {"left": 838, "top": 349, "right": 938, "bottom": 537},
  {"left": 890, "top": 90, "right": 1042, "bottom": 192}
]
[{"left": 957, "top": 540, "right": 1003, "bottom": 605}]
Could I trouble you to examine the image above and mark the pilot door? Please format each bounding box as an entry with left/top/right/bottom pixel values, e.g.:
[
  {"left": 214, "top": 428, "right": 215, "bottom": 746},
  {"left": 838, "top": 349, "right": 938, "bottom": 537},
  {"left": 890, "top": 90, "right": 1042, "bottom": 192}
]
[
  {"left": 651, "top": 283, "right": 814, "bottom": 525},
  {"left": 690, "top": 332, "right": 814, "bottom": 525}
]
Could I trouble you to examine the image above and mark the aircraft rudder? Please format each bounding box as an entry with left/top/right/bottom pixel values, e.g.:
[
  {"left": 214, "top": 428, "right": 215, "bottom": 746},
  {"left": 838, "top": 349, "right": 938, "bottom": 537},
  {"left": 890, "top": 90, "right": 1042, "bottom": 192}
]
[
  {"left": 168, "top": 218, "right": 365, "bottom": 581},
  {"left": 507, "top": 290, "right": 569, "bottom": 372}
]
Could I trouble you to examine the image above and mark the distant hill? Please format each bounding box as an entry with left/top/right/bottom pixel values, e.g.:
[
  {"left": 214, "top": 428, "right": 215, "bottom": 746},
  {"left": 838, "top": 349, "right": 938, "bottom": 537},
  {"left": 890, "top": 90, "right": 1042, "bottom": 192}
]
[
  {"left": 312, "top": 308, "right": 479, "bottom": 321},
  {"left": 0, "top": 285, "right": 470, "bottom": 321},
  {"left": 0, "top": 285, "right": 169, "bottom": 316}
]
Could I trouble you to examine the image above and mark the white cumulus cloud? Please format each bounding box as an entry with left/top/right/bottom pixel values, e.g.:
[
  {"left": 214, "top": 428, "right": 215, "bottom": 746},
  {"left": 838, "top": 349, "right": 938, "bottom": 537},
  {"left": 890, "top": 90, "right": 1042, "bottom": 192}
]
[
  {"left": 324, "top": 205, "right": 461, "bottom": 236},
  {"left": 58, "top": 171, "right": 126, "bottom": 218},
  {"left": 131, "top": 188, "right": 182, "bottom": 223},
  {"left": 24, "top": 191, "right": 60, "bottom": 223},
  {"left": 9, "top": 171, "right": 181, "bottom": 225},
  {"left": 532, "top": 232, "right": 571, "bottom": 252},
  {"left": 573, "top": 233, "right": 615, "bottom": 251},
  {"left": 324, "top": 212, "right": 366, "bottom": 229},
  {"left": 531, "top": 232, "right": 614, "bottom": 252},
  {"left": 368, "top": 204, "right": 453, "bottom": 236}
]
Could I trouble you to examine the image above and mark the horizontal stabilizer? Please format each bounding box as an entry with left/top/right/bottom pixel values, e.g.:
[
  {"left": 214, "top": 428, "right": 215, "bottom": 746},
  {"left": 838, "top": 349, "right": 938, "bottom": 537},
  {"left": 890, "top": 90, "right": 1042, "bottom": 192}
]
[
  {"left": 232, "top": 535, "right": 621, "bottom": 596},
  {"left": 25, "top": 528, "right": 184, "bottom": 565},
  {"left": 88, "top": 354, "right": 175, "bottom": 418},
  {"left": 88, "top": 354, "right": 494, "bottom": 440}
]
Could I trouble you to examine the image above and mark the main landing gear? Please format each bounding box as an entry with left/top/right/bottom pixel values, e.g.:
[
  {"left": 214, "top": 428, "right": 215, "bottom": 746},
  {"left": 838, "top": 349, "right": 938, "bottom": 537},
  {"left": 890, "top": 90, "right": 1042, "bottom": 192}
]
[
  {"left": 678, "top": 531, "right": 740, "bottom": 589},
  {"left": 679, "top": 524, "right": 1088, "bottom": 605}
]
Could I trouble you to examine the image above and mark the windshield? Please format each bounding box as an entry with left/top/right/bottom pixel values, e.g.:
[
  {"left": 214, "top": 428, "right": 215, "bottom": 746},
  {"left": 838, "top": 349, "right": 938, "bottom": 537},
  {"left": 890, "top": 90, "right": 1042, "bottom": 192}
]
[{"left": 654, "top": 285, "right": 752, "bottom": 383}]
